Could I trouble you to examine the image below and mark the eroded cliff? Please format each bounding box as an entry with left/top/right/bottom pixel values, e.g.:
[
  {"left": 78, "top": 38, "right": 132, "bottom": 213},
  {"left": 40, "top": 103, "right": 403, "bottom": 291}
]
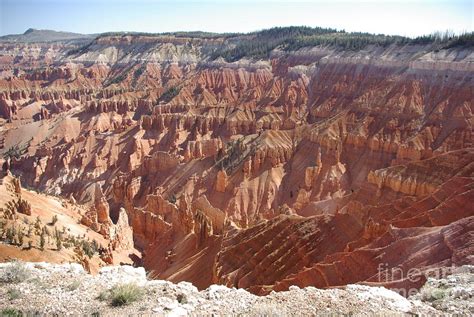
[{"left": 0, "top": 32, "right": 472, "bottom": 295}]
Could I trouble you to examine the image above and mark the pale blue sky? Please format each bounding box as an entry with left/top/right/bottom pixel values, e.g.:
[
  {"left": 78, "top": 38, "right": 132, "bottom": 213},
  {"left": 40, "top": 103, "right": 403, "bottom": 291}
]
[{"left": 0, "top": 0, "right": 472, "bottom": 37}]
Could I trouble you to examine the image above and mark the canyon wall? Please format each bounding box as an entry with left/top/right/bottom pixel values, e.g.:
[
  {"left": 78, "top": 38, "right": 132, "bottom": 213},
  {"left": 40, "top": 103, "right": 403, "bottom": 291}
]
[{"left": 0, "top": 35, "right": 472, "bottom": 295}]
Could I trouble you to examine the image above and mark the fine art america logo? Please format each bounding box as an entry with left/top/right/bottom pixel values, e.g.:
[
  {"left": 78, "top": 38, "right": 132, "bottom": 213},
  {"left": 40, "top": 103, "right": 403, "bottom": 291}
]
[{"left": 377, "top": 263, "right": 470, "bottom": 297}]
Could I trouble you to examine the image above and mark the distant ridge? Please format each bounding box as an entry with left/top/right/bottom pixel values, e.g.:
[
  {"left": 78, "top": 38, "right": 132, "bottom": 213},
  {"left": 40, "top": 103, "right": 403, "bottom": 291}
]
[
  {"left": 0, "top": 28, "right": 93, "bottom": 43},
  {"left": 2, "top": 26, "right": 472, "bottom": 52}
]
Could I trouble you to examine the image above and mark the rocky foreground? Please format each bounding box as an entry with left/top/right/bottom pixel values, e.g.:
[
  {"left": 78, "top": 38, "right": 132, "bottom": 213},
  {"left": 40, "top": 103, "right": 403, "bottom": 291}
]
[{"left": 0, "top": 262, "right": 472, "bottom": 316}]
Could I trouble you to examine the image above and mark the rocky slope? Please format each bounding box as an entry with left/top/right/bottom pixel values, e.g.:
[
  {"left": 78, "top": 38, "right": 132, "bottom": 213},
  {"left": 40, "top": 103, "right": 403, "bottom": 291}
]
[
  {"left": 0, "top": 29, "right": 473, "bottom": 295},
  {"left": 0, "top": 172, "right": 138, "bottom": 272},
  {"left": 1, "top": 262, "right": 472, "bottom": 316}
]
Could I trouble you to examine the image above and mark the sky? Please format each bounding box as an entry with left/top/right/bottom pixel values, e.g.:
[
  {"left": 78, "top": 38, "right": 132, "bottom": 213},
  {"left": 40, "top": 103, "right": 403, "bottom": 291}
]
[{"left": 0, "top": 0, "right": 472, "bottom": 37}]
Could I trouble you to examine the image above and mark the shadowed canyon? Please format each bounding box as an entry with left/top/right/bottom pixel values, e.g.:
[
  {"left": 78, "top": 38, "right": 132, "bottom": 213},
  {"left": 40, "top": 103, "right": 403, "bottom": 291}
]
[{"left": 0, "top": 28, "right": 473, "bottom": 297}]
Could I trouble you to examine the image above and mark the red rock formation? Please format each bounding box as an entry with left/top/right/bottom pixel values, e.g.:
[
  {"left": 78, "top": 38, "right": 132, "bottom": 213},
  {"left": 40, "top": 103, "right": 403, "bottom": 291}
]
[
  {"left": 215, "top": 170, "right": 228, "bottom": 192},
  {"left": 109, "top": 207, "right": 134, "bottom": 251},
  {"left": 0, "top": 35, "right": 472, "bottom": 294},
  {"left": 81, "top": 185, "right": 112, "bottom": 236}
]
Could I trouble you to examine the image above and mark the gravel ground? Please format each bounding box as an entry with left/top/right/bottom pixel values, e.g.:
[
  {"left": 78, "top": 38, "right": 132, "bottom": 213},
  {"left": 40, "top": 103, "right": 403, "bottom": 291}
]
[
  {"left": 410, "top": 265, "right": 474, "bottom": 315},
  {"left": 0, "top": 262, "right": 471, "bottom": 316}
]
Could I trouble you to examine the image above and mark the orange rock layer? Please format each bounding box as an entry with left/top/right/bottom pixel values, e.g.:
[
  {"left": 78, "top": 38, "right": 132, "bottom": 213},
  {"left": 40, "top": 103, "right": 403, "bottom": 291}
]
[{"left": 0, "top": 36, "right": 472, "bottom": 295}]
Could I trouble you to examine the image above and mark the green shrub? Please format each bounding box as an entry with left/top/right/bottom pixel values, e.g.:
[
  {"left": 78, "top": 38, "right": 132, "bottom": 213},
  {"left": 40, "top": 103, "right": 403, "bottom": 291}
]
[
  {"left": 81, "top": 240, "right": 96, "bottom": 258},
  {"left": 1, "top": 308, "right": 23, "bottom": 317},
  {"left": 97, "top": 290, "right": 109, "bottom": 301},
  {"left": 5, "top": 227, "right": 15, "bottom": 244},
  {"left": 133, "top": 66, "right": 145, "bottom": 79},
  {"left": 17, "top": 231, "right": 24, "bottom": 247},
  {"left": 167, "top": 194, "right": 177, "bottom": 204},
  {"left": 1, "top": 261, "right": 31, "bottom": 283},
  {"left": 109, "top": 283, "right": 144, "bottom": 307},
  {"left": 3, "top": 145, "right": 25, "bottom": 160},
  {"left": 430, "top": 288, "right": 446, "bottom": 301},
  {"left": 67, "top": 280, "right": 81, "bottom": 291},
  {"left": 7, "top": 288, "right": 21, "bottom": 300},
  {"left": 56, "top": 236, "right": 62, "bottom": 251},
  {"left": 422, "top": 287, "right": 447, "bottom": 302},
  {"left": 159, "top": 86, "right": 181, "bottom": 103},
  {"left": 39, "top": 232, "right": 45, "bottom": 250},
  {"left": 109, "top": 74, "right": 126, "bottom": 85}
]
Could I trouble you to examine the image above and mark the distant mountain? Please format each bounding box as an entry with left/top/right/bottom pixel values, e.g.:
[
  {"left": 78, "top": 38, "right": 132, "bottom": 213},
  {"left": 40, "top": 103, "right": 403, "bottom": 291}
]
[{"left": 0, "top": 28, "right": 93, "bottom": 43}]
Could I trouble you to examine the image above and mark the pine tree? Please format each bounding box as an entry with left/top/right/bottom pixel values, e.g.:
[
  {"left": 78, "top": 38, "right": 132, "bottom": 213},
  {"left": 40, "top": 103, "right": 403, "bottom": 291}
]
[
  {"left": 40, "top": 232, "right": 46, "bottom": 250},
  {"left": 11, "top": 226, "right": 17, "bottom": 244},
  {"left": 55, "top": 228, "right": 62, "bottom": 251},
  {"left": 56, "top": 236, "right": 62, "bottom": 251},
  {"left": 34, "top": 216, "right": 41, "bottom": 229},
  {"left": 6, "top": 227, "right": 14, "bottom": 243},
  {"left": 18, "top": 230, "right": 24, "bottom": 246}
]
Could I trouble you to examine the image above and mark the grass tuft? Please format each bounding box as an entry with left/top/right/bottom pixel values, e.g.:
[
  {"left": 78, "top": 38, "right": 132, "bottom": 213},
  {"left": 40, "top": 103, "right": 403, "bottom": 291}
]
[
  {"left": 7, "top": 288, "right": 21, "bottom": 300},
  {"left": 1, "top": 308, "right": 23, "bottom": 317},
  {"left": 109, "top": 283, "right": 144, "bottom": 307},
  {"left": 67, "top": 280, "right": 81, "bottom": 291},
  {"left": 1, "top": 261, "right": 31, "bottom": 283},
  {"left": 97, "top": 283, "right": 144, "bottom": 307}
]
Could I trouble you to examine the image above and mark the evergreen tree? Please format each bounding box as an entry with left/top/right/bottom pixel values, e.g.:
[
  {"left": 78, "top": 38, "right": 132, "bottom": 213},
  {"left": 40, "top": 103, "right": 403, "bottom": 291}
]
[
  {"left": 6, "top": 227, "right": 14, "bottom": 243},
  {"left": 56, "top": 236, "right": 62, "bottom": 251},
  {"left": 18, "top": 230, "right": 24, "bottom": 246},
  {"left": 40, "top": 232, "right": 46, "bottom": 250},
  {"left": 51, "top": 215, "right": 58, "bottom": 225}
]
